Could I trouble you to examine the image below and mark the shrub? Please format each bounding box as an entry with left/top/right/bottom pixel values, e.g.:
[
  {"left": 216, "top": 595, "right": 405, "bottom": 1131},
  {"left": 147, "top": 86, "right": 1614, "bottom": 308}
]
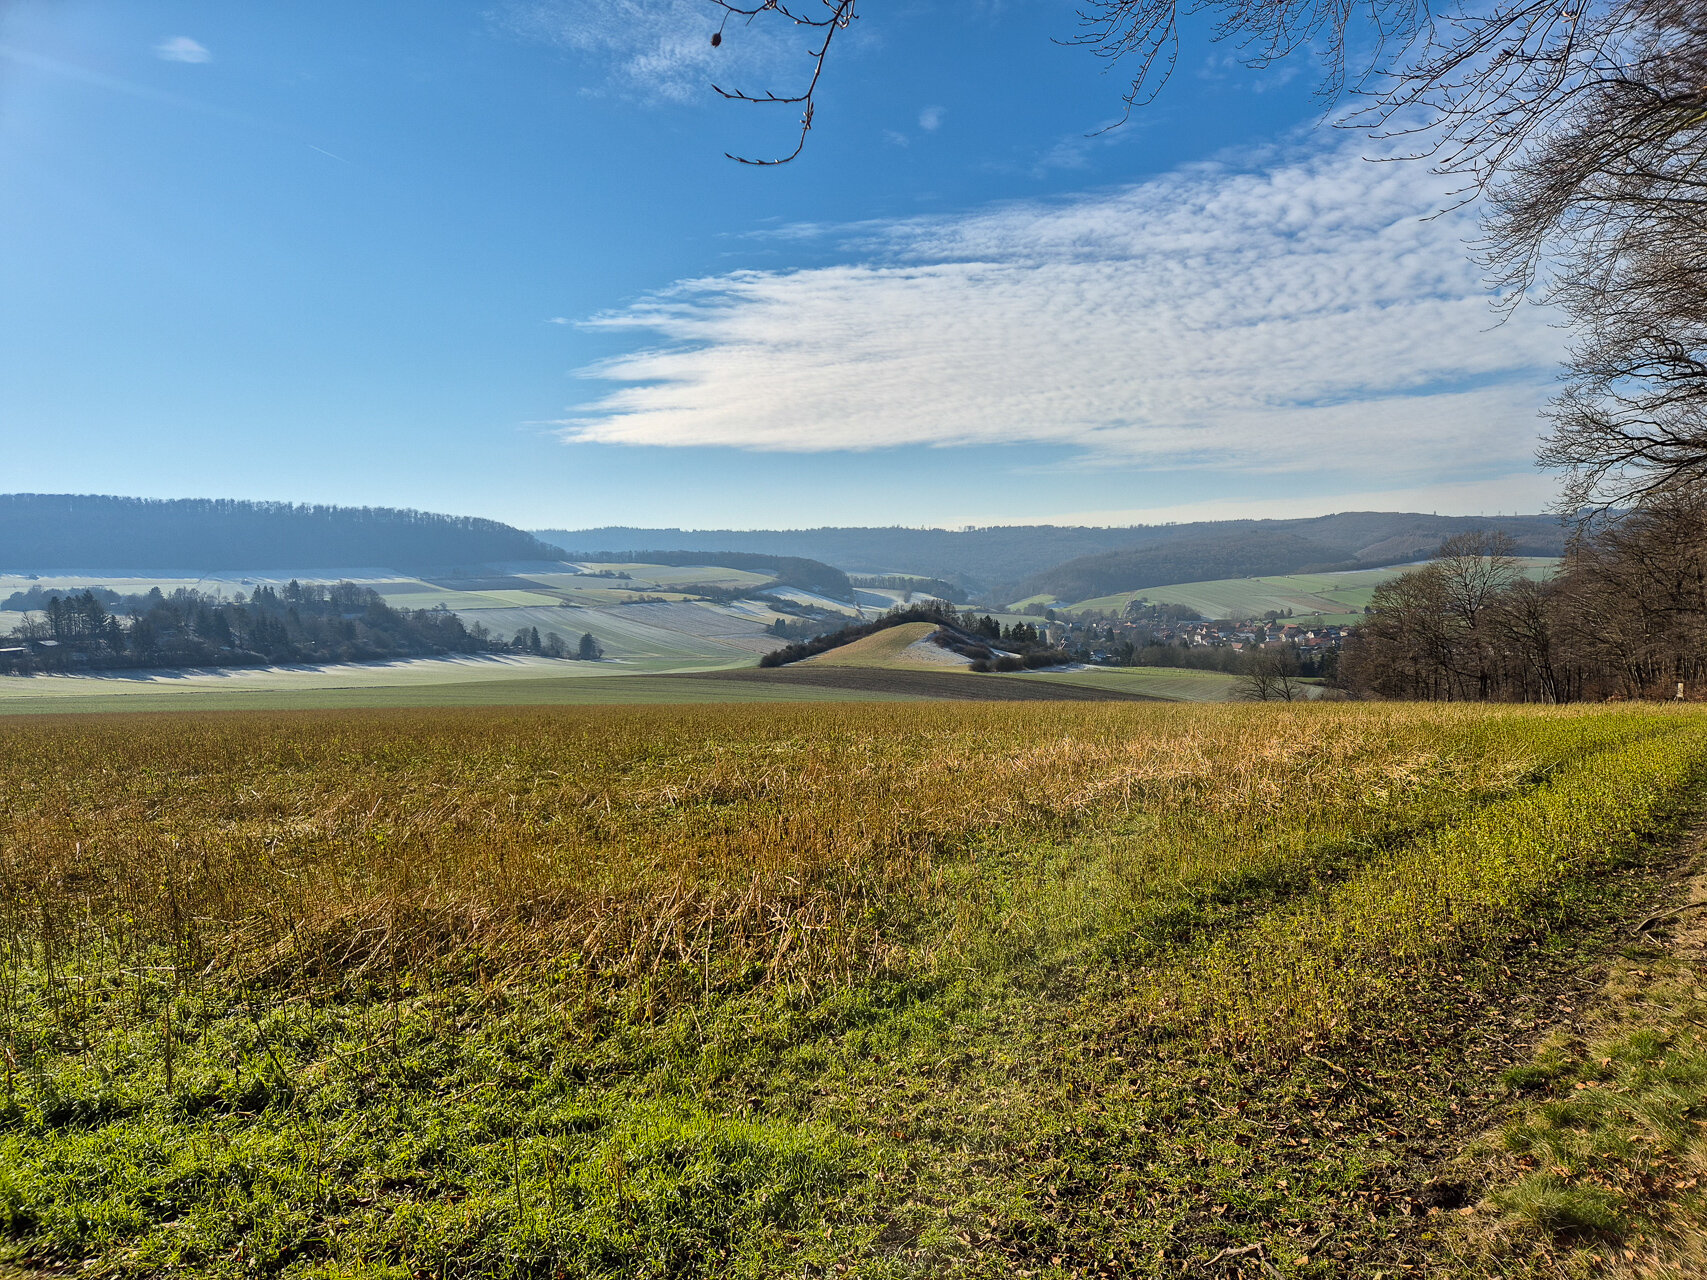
[{"left": 1021, "top": 649, "right": 1070, "bottom": 669}]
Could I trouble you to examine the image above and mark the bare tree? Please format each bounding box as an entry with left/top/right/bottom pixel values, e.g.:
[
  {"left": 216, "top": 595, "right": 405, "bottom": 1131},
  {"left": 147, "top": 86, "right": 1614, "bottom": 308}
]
[
  {"left": 707, "top": 0, "right": 1659, "bottom": 184},
  {"left": 1236, "top": 648, "right": 1306, "bottom": 701},
  {"left": 1340, "top": 564, "right": 1456, "bottom": 699},
  {"left": 1494, "top": 0, "right": 1707, "bottom": 508},
  {"left": 1342, "top": 498, "right": 1707, "bottom": 702},
  {"left": 1433, "top": 530, "right": 1524, "bottom": 698},
  {"left": 1552, "top": 488, "right": 1707, "bottom": 695},
  {"left": 1490, "top": 577, "right": 1570, "bottom": 703}
]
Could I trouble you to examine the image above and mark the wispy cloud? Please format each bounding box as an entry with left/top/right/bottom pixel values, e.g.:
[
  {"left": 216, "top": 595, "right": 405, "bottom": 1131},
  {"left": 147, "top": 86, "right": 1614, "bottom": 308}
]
[
  {"left": 492, "top": 0, "right": 796, "bottom": 103},
  {"left": 919, "top": 104, "right": 944, "bottom": 131},
  {"left": 558, "top": 140, "right": 1562, "bottom": 491},
  {"left": 154, "top": 36, "right": 211, "bottom": 64}
]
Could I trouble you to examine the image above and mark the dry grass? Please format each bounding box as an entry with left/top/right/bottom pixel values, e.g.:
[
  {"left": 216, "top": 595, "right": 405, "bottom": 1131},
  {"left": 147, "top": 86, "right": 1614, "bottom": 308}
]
[{"left": 5, "top": 702, "right": 1700, "bottom": 1046}]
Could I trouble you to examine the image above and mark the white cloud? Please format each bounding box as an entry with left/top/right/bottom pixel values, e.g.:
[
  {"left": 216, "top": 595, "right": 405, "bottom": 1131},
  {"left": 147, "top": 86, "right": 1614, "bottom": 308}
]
[
  {"left": 154, "top": 36, "right": 210, "bottom": 64},
  {"left": 919, "top": 104, "right": 944, "bottom": 131},
  {"left": 494, "top": 0, "right": 796, "bottom": 103},
  {"left": 559, "top": 139, "right": 1564, "bottom": 491}
]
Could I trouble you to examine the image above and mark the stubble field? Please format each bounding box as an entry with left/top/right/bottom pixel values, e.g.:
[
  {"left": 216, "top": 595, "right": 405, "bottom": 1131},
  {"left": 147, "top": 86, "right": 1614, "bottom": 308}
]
[{"left": 4, "top": 701, "right": 1707, "bottom": 1278}]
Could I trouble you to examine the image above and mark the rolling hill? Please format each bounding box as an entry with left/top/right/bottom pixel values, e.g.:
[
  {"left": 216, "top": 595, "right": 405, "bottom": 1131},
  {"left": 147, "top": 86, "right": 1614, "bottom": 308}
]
[
  {"left": 798, "top": 621, "right": 964, "bottom": 669},
  {"left": 1, "top": 495, "right": 558, "bottom": 572},
  {"left": 537, "top": 512, "right": 1568, "bottom": 598}
]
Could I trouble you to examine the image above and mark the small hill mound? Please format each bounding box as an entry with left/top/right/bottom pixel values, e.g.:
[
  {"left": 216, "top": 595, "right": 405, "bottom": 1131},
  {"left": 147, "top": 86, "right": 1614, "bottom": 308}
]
[
  {"left": 799, "top": 622, "right": 963, "bottom": 669},
  {"left": 759, "top": 604, "right": 963, "bottom": 668}
]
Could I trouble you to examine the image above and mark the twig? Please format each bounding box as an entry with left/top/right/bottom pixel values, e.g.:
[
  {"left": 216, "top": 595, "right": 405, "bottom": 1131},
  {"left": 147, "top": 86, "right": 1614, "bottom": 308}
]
[
  {"left": 1630, "top": 900, "right": 1707, "bottom": 935},
  {"left": 1206, "top": 1242, "right": 1264, "bottom": 1265}
]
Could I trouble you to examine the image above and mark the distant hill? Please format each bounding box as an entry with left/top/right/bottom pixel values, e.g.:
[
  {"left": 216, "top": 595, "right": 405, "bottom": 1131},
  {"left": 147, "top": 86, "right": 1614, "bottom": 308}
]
[
  {"left": 535, "top": 525, "right": 1152, "bottom": 588},
  {"left": 1010, "top": 513, "right": 1568, "bottom": 604},
  {"left": 537, "top": 513, "right": 1568, "bottom": 600},
  {"left": 1012, "top": 532, "right": 1346, "bottom": 604},
  {"left": 1, "top": 495, "right": 558, "bottom": 572}
]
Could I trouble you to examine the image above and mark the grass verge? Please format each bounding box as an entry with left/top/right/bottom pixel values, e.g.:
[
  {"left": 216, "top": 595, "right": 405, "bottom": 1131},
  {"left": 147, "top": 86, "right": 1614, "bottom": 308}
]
[{"left": 1450, "top": 848, "right": 1707, "bottom": 1277}]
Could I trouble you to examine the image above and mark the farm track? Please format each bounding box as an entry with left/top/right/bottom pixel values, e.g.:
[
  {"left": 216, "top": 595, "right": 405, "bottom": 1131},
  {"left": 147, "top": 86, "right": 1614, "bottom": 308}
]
[{"left": 667, "top": 664, "right": 1165, "bottom": 701}]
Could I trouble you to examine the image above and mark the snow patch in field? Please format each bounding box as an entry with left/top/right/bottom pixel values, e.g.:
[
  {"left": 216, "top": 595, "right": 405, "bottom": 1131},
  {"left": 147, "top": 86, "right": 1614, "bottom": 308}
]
[{"left": 901, "top": 637, "right": 975, "bottom": 667}]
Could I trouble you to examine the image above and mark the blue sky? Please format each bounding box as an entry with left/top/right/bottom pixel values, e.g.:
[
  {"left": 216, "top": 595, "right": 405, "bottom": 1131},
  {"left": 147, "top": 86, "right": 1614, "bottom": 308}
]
[{"left": 0, "top": 1, "right": 1563, "bottom": 530}]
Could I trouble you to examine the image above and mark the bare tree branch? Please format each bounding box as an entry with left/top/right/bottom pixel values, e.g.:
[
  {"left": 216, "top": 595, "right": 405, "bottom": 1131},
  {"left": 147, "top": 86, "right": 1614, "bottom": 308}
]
[{"left": 707, "top": 0, "right": 857, "bottom": 164}]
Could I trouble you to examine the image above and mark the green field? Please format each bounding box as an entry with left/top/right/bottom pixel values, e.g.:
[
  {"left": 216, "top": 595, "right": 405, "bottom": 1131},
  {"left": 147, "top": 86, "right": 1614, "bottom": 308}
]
[
  {"left": 1059, "top": 560, "right": 1558, "bottom": 621},
  {"left": 4, "top": 702, "right": 1706, "bottom": 1277}
]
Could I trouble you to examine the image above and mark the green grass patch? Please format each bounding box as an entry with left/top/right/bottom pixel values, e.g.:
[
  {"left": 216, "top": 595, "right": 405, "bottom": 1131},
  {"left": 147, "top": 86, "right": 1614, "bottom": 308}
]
[
  {"left": 1004, "top": 665, "right": 1246, "bottom": 701},
  {"left": 1461, "top": 897, "right": 1707, "bottom": 1273}
]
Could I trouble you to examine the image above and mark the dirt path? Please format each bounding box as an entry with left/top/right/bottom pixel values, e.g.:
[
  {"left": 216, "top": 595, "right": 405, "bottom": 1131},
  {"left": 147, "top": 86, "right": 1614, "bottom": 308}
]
[{"left": 1436, "top": 833, "right": 1707, "bottom": 1277}]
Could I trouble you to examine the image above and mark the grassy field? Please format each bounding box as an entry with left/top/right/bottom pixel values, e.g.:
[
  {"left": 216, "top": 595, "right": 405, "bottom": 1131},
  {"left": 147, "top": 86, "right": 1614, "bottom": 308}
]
[
  {"left": 1058, "top": 561, "right": 1558, "bottom": 622},
  {"left": 4, "top": 702, "right": 1707, "bottom": 1277}
]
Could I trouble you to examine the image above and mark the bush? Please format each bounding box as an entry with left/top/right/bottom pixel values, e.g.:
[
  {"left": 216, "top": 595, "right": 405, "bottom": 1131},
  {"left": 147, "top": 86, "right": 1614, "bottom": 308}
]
[
  {"left": 1021, "top": 649, "right": 1070, "bottom": 669},
  {"left": 993, "top": 655, "right": 1024, "bottom": 672},
  {"left": 968, "top": 659, "right": 991, "bottom": 673}
]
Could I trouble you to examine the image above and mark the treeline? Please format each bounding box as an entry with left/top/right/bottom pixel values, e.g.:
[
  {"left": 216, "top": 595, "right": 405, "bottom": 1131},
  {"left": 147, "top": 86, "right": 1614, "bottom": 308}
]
[
  {"left": 939, "top": 614, "right": 1070, "bottom": 671},
  {"left": 1, "top": 581, "right": 521, "bottom": 673},
  {"left": 508, "top": 626, "right": 603, "bottom": 662},
  {"left": 2, "top": 584, "right": 123, "bottom": 612},
  {"left": 0, "top": 495, "right": 556, "bottom": 572},
  {"left": 1342, "top": 499, "right": 1707, "bottom": 701}
]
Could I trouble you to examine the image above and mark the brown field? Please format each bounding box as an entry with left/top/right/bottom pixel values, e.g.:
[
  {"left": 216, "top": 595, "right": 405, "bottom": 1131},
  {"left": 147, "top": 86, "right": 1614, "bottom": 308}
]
[{"left": 676, "top": 664, "right": 1160, "bottom": 700}]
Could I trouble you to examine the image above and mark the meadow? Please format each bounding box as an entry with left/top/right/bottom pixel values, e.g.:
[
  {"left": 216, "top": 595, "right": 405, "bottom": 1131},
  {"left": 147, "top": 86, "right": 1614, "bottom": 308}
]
[{"left": 3, "top": 701, "right": 1706, "bottom": 1278}]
